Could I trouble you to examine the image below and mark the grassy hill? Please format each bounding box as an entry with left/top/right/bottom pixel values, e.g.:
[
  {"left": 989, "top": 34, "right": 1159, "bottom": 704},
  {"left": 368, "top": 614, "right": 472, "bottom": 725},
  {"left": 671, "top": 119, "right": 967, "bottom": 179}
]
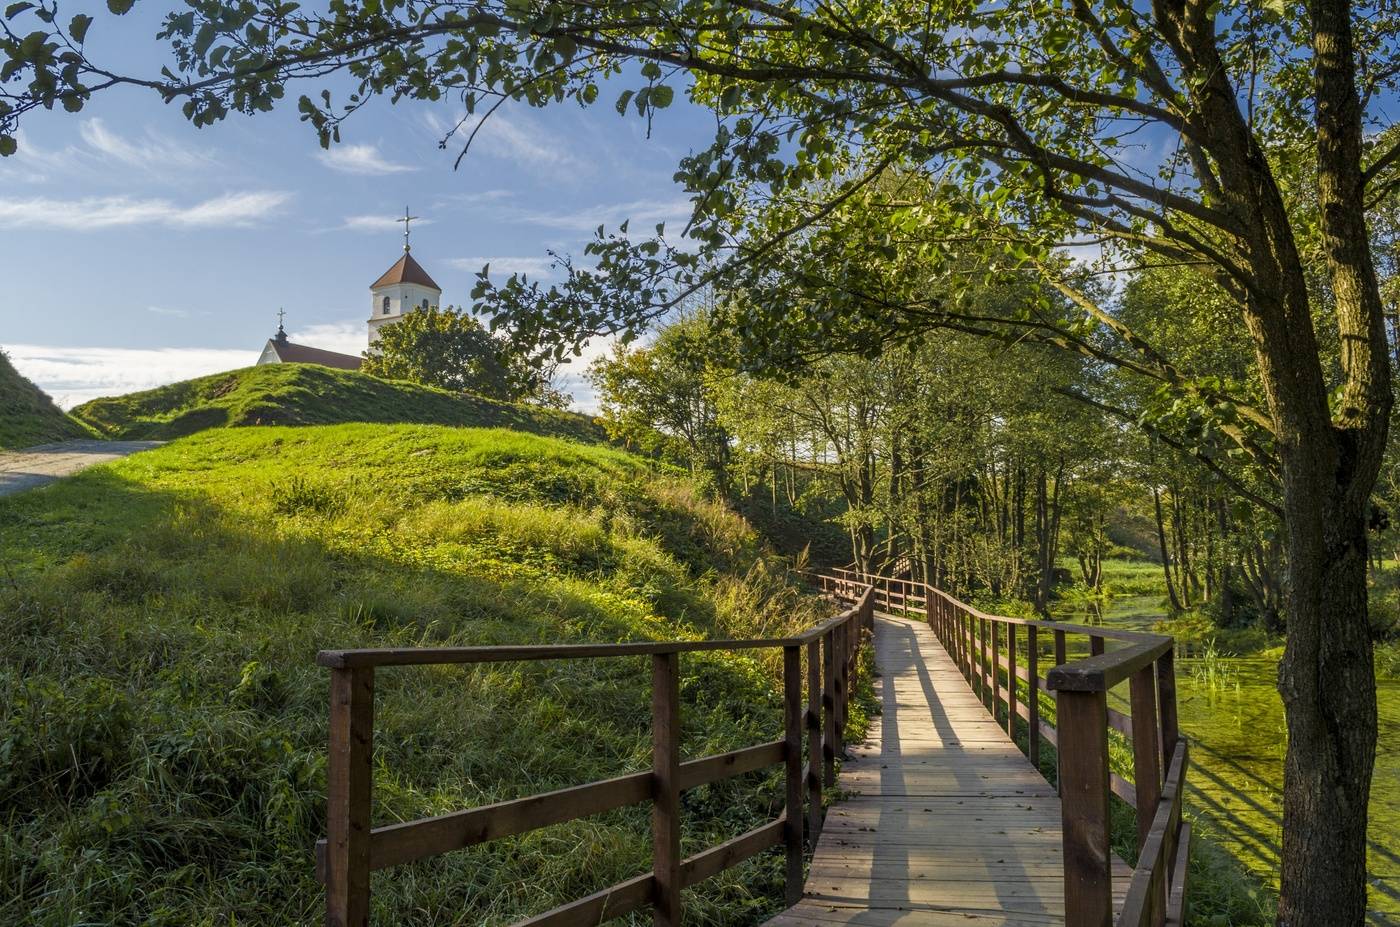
[
  {"left": 0, "top": 350, "right": 90, "bottom": 449},
  {"left": 0, "top": 423, "right": 855, "bottom": 925},
  {"left": 70, "top": 363, "right": 604, "bottom": 444}
]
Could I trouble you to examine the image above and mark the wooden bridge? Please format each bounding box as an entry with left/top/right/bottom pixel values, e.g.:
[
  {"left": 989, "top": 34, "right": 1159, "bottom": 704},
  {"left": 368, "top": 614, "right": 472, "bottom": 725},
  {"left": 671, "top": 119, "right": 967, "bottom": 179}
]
[{"left": 315, "top": 570, "right": 1191, "bottom": 927}]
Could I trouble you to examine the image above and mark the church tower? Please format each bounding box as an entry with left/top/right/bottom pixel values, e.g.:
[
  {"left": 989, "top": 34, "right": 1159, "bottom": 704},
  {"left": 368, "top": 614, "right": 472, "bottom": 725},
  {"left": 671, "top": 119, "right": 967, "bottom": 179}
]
[{"left": 367, "top": 208, "right": 442, "bottom": 344}]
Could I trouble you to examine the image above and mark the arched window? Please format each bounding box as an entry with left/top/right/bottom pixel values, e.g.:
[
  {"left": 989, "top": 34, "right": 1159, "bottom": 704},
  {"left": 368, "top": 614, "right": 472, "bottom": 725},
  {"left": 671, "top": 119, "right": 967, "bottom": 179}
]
[
  {"left": 421, "top": 298, "right": 429, "bottom": 309},
  {"left": 382, "top": 296, "right": 391, "bottom": 314}
]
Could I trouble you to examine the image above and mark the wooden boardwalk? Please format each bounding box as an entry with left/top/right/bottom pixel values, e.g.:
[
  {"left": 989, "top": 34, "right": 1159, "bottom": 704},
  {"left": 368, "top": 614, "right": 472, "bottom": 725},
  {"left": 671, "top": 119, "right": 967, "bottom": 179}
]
[{"left": 769, "top": 611, "right": 1132, "bottom": 926}]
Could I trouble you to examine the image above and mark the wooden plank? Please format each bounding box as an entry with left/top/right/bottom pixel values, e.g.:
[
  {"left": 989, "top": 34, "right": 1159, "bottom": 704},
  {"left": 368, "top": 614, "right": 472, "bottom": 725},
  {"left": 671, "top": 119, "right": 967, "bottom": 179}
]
[
  {"left": 823, "top": 628, "right": 836, "bottom": 789},
  {"left": 783, "top": 646, "right": 804, "bottom": 906},
  {"left": 679, "top": 741, "right": 785, "bottom": 791},
  {"left": 651, "top": 652, "right": 681, "bottom": 926},
  {"left": 1046, "top": 639, "right": 1173, "bottom": 692},
  {"left": 325, "top": 666, "right": 373, "bottom": 927},
  {"left": 1164, "top": 822, "right": 1191, "bottom": 927},
  {"left": 512, "top": 874, "right": 652, "bottom": 927},
  {"left": 680, "top": 817, "right": 785, "bottom": 888}
]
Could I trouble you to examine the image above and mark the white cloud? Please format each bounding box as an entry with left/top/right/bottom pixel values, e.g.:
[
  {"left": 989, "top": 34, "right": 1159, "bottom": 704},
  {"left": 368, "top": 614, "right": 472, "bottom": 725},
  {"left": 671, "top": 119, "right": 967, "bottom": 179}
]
[
  {"left": 3, "top": 343, "right": 258, "bottom": 409},
  {"left": 146, "top": 305, "right": 192, "bottom": 318},
  {"left": 435, "top": 109, "right": 583, "bottom": 171},
  {"left": 78, "top": 118, "right": 217, "bottom": 172},
  {"left": 316, "top": 143, "right": 416, "bottom": 175},
  {"left": 340, "top": 214, "right": 436, "bottom": 233},
  {"left": 514, "top": 196, "right": 694, "bottom": 235},
  {"left": 0, "top": 191, "right": 292, "bottom": 230},
  {"left": 448, "top": 255, "right": 557, "bottom": 279},
  {"left": 287, "top": 322, "right": 367, "bottom": 357}
]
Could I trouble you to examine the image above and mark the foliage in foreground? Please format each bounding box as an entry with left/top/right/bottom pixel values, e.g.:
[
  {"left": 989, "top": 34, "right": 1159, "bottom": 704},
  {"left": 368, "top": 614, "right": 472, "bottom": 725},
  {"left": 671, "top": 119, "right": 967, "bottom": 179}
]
[
  {"left": 0, "top": 424, "right": 848, "bottom": 926},
  {"left": 0, "top": 350, "right": 89, "bottom": 450},
  {"left": 69, "top": 363, "right": 602, "bottom": 444}
]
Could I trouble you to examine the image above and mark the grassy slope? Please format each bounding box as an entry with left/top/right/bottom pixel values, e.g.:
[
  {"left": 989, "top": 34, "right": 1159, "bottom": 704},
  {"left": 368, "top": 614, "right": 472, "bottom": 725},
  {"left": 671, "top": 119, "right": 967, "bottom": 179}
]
[
  {"left": 0, "top": 351, "right": 89, "bottom": 449},
  {"left": 70, "top": 363, "right": 604, "bottom": 444},
  {"left": 0, "top": 424, "right": 857, "bottom": 926}
]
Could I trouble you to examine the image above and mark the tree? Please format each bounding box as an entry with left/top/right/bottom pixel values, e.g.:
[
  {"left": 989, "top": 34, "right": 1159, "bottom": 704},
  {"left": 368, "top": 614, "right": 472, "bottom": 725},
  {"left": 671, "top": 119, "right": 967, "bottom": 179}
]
[
  {"left": 362, "top": 306, "right": 563, "bottom": 405},
  {"left": 589, "top": 313, "right": 733, "bottom": 492},
  {"left": 4, "top": 0, "right": 1397, "bottom": 918}
]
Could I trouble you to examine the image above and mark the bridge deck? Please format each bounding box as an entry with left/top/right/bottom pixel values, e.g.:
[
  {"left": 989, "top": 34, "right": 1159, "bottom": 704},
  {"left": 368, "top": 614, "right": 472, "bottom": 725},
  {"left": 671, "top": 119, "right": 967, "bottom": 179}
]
[{"left": 768, "top": 612, "right": 1131, "bottom": 926}]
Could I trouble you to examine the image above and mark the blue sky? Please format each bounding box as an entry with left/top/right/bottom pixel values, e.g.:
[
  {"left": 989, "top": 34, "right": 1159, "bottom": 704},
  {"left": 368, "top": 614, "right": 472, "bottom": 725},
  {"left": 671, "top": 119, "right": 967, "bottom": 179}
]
[{"left": 1, "top": 4, "right": 715, "bottom": 410}]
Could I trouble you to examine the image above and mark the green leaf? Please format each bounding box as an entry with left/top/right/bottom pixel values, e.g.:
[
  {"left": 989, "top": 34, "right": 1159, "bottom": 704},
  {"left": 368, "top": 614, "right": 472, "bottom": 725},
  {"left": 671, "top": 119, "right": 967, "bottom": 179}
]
[
  {"left": 614, "top": 89, "right": 634, "bottom": 116},
  {"left": 651, "top": 85, "right": 674, "bottom": 108},
  {"left": 68, "top": 13, "right": 92, "bottom": 43},
  {"left": 4, "top": 3, "right": 35, "bottom": 19},
  {"left": 106, "top": 0, "right": 135, "bottom": 14},
  {"left": 0, "top": 135, "right": 17, "bottom": 157}
]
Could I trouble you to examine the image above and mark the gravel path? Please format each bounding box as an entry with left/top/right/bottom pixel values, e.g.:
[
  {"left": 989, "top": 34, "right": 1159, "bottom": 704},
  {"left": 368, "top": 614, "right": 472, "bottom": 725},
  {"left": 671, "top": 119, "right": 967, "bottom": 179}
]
[{"left": 0, "top": 440, "right": 164, "bottom": 497}]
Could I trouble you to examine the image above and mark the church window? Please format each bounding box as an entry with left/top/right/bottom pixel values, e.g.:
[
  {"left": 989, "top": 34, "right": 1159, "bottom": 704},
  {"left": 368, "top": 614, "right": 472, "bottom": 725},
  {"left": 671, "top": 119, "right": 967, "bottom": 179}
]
[
  {"left": 422, "top": 298, "right": 429, "bottom": 309},
  {"left": 382, "top": 296, "right": 391, "bottom": 314}
]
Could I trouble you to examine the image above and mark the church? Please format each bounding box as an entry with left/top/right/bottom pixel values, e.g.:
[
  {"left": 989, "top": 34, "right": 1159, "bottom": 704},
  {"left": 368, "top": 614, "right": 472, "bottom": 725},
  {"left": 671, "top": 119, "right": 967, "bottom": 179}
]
[{"left": 257, "top": 211, "right": 442, "bottom": 370}]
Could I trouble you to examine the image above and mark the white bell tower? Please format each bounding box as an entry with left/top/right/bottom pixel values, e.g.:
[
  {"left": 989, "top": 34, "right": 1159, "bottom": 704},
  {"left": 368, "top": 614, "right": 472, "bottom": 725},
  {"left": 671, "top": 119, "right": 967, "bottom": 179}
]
[{"left": 367, "top": 207, "right": 442, "bottom": 344}]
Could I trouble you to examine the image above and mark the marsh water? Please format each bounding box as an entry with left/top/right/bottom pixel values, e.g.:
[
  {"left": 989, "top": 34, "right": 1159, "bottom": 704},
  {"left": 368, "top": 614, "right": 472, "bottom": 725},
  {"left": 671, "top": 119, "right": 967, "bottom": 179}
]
[{"left": 1049, "top": 595, "right": 1400, "bottom": 923}]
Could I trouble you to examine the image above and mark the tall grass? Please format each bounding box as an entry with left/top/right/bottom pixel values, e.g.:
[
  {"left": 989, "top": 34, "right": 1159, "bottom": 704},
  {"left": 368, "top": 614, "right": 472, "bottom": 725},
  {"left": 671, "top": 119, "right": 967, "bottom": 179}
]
[{"left": 0, "top": 424, "right": 845, "bottom": 925}]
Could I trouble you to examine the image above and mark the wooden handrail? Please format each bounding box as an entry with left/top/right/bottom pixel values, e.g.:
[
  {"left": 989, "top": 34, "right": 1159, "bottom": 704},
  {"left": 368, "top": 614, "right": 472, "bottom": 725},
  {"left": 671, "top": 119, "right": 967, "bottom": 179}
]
[
  {"left": 835, "top": 567, "right": 1190, "bottom": 927},
  {"left": 317, "top": 574, "right": 876, "bottom": 927}
]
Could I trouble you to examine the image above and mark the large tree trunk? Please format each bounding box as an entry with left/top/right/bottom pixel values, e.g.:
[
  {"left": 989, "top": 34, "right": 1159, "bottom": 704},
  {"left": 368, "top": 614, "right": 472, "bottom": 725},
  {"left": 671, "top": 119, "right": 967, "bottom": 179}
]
[{"left": 1277, "top": 460, "right": 1378, "bottom": 925}]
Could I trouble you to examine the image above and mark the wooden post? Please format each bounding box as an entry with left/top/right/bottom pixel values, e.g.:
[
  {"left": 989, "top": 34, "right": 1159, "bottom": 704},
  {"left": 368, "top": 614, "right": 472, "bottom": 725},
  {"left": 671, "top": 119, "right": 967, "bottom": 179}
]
[
  {"left": 326, "top": 667, "right": 374, "bottom": 927},
  {"left": 992, "top": 621, "right": 1002, "bottom": 720},
  {"left": 834, "top": 623, "right": 847, "bottom": 759},
  {"left": 806, "top": 639, "right": 822, "bottom": 844},
  {"left": 1130, "top": 665, "right": 1163, "bottom": 850},
  {"left": 1057, "top": 688, "right": 1113, "bottom": 927},
  {"left": 979, "top": 617, "right": 990, "bottom": 709},
  {"left": 1156, "top": 650, "right": 1179, "bottom": 757},
  {"left": 1006, "top": 624, "right": 1017, "bottom": 739},
  {"left": 783, "top": 645, "right": 804, "bottom": 906},
  {"left": 651, "top": 652, "right": 682, "bottom": 926},
  {"left": 1091, "top": 634, "right": 1105, "bottom": 657},
  {"left": 823, "top": 629, "right": 837, "bottom": 788},
  {"left": 1054, "top": 629, "right": 1067, "bottom": 797},
  {"left": 1027, "top": 626, "right": 1040, "bottom": 769}
]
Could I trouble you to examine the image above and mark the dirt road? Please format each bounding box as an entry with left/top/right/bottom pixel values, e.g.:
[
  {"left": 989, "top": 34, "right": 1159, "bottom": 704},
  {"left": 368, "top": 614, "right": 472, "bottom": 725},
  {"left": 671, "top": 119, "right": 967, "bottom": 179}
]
[{"left": 0, "top": 440, "right": 164, "bottom": 497}]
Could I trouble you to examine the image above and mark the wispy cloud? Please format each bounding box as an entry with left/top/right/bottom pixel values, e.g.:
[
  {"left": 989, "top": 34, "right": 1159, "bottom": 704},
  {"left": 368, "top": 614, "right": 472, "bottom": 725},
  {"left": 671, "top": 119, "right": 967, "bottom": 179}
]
[
  {"left": 3, "top": 343, "right": 258, "bottom": 409},
  {"left": 448, "top": 255, "right": 557, "bottom": 279},
  {"left": 339, "top": 214, "right": 436, "bottom": 233},
  {"left": 0, "top": 191, "right": 292, "bottom": 230},
  {"left": 429, "top": 109, "right": 584, "bottom": 171},
  {"left": 316, "top": 143, "right": 416, "bottom": 175},
  {"left": 513, "top": 196, "right": 695, "bottom": 235},
  {"left": 146, "top": 305, "right": 192, "bottom": 318},
  {"left": 79, "top": 118, "right": 217, "bottom": 172}
]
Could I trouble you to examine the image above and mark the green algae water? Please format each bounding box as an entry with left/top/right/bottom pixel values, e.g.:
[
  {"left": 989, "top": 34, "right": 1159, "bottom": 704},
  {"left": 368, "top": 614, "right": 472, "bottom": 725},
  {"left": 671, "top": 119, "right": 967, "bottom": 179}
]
[{"left": 1051, "top": 592, "right": 1400, "bottom": 924}]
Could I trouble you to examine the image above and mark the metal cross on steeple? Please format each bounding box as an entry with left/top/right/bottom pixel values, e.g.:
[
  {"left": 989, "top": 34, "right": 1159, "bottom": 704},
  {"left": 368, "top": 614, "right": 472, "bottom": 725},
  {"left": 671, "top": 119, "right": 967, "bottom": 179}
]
[
  {"left": 277, "top": 308, "right": 286, "bottom": 328},
  {"left": 399, "top": 206, "right": 420, "bottom": 252}
]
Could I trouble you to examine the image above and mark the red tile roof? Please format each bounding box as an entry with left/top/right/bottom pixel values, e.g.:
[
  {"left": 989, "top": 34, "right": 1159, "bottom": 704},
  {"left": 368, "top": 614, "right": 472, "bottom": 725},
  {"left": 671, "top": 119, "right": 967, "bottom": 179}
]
[
  {"left": 265, "top": 339, "right": 363, "bottom": 370},
  {"left": 371, "top": 251, "right": 441, "bottom": 291}
]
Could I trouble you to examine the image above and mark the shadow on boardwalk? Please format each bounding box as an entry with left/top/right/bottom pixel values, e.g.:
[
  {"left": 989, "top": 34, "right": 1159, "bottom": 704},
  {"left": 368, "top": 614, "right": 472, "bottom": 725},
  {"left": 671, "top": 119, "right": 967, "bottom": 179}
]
[{"left": 768, "top": 612, "right": 1131, "bottom": 926}]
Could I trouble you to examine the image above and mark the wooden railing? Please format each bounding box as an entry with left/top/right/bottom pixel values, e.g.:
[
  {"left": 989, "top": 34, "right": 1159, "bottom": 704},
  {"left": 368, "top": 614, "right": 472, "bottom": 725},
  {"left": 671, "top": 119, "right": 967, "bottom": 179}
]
[
  {"left": 315, "top": 575, "right": 875, "bottom": 927},
  {"left": 830, "top": 567, "right": 1192, "bottom": 927}
]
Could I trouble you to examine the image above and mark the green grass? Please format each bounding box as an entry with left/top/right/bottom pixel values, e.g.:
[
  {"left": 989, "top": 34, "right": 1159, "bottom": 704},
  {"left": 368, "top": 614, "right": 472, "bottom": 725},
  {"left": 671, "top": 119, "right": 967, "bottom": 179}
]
[
  {"left": 0, "top": 423, "right": 850, "bottom": 925},
  {"left": 69, "top": 363, "right": 605, "bottom": 444},
  {"left": 0, "top": 350, "right": 90, "bottom": 450}
]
